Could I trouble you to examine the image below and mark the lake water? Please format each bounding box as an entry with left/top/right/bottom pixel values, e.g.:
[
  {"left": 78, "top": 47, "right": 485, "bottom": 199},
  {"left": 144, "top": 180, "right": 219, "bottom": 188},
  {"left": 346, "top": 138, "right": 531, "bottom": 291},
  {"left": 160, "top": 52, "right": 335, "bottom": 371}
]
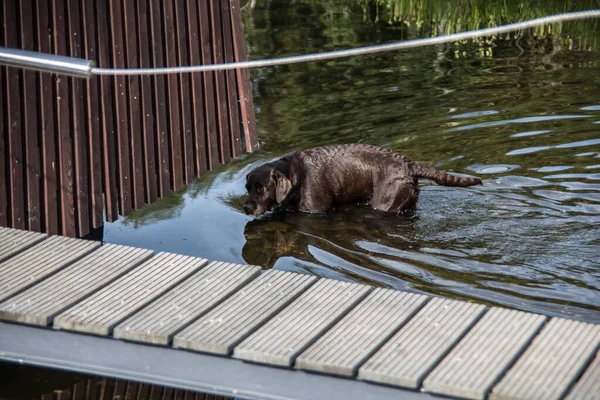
[{"left": 105, "top": 3, "right": 600, "bottom": 323}]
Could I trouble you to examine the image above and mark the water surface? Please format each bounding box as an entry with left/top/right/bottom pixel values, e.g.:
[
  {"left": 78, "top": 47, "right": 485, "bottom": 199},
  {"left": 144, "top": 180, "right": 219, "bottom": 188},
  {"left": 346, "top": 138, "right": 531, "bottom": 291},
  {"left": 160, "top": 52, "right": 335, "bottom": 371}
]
[{"left": 105, "top": 2, "right": 600, "bottom": 323}]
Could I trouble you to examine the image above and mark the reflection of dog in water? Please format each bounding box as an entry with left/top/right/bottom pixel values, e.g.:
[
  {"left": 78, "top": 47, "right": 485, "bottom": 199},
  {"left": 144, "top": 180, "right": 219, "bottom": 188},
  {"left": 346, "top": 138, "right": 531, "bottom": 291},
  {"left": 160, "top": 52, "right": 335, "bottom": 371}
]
[
  {"left": 243, "top": 144, "right": 482, "bottom": 216},
  {"left": 241, "top": 208, "right": 416, "bottom": 269}
]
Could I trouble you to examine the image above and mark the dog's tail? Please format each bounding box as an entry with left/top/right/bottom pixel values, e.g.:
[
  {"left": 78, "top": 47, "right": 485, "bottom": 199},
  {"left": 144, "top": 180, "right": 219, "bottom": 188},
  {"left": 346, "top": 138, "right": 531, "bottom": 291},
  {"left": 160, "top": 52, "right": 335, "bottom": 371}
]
[{"left": 410, "top": 162, "right": 482, "bottom": 187}]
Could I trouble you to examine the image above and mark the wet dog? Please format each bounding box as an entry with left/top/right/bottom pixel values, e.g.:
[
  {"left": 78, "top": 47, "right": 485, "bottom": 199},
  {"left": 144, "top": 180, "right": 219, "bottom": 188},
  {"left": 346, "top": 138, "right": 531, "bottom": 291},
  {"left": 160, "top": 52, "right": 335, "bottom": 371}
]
[{"left": 243, "top": 144, "right": 482, "bottom": 215}]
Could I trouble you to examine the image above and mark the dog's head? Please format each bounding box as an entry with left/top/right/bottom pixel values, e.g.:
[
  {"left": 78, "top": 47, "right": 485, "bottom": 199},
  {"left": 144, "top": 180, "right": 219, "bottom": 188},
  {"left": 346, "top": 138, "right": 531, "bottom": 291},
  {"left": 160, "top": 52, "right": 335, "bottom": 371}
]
[{"left": 243, "top": 160, "right": 292, "bottom": 215}]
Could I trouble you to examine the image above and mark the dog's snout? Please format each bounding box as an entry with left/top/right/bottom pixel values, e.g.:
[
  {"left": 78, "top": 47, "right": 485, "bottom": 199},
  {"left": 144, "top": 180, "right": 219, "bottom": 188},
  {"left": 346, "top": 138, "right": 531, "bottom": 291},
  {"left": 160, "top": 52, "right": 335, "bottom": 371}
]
[{"left": 243, "top": 203, "right": 254, "bottom": 215}]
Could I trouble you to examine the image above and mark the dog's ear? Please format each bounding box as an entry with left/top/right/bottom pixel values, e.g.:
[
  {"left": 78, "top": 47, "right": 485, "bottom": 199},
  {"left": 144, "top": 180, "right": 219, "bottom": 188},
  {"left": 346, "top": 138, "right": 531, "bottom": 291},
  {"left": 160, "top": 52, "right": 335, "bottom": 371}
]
[{"left": 273, "top": 170, "right": 292, "bottom": 204}]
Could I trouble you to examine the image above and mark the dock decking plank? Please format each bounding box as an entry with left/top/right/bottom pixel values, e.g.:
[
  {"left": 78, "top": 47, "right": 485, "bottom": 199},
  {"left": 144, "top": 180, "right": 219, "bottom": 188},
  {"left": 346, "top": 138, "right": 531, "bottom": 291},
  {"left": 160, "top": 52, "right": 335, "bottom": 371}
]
[
  {"left": 114, "top": 261, "right": 261, "bottom": 345},
  {"left": 0, "top": 236, "right": 100, "bottom": 302},
  {"left": 358, "top": 298, "right": 486, "bottom": 388},
  {"left": 295, "top": 289, "right": 428, "bottom": 377},
  {"left": 490, "top": 318, "right": 600, "bottom": 400},
  {"left": 0, "top": 227, "right": 47, "bottom": 263},
  {"left": 173, "top": 270, "right": 317, "bottom": 355},
  {"left": 566, "top": 348, "right": 600, "bottom": 400},
  {"left": 234, "top": 279, "right": 372, "bottom": 367},
  {"left": 0, "top": 245, "right": 153, "bottom": 326},
  {"left": 53, "top": 253, "right": 208, "bottom": 335},
  {"left": 422, "top": 308, "right": 546, "bottom": 400}
]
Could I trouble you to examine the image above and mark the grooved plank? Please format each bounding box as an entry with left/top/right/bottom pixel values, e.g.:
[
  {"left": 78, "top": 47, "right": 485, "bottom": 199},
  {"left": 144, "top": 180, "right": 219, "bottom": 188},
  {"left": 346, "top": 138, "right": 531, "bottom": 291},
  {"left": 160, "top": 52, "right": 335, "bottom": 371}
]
[
  {"left": 0, "top": 236, "right": 100, "bottom": 302},
  {"left": 114, "top": 261, "right": 262, "bottom": 345},
  {"left": 54, "top": 253, "right": 208, "bottom": 336},
  {"left": 234, "top": 279, "right": 372, "bottom": 367},
  {"left": 422, "top": 308, "right": 546, "bottom": 400},
  {"left": 566, "top": 348, "right": 600, "bottom": 400},
  {"left": 490, "top": 318, "right": 600, "bottom": 400},
  {"left": 173, "top": 270, "right": 317, "bottom": 355},
  {"left": 0, "top": 227, "right": 47, "bottom": 263},
  {"left": 295, "top": 289, "right": 428, "bottom": 376},
  {"left": 0, "top": 245, "right": 153, "bottom": 326},
  {"left": 358, "top": 298, "right": 486, "bottom": 388}
]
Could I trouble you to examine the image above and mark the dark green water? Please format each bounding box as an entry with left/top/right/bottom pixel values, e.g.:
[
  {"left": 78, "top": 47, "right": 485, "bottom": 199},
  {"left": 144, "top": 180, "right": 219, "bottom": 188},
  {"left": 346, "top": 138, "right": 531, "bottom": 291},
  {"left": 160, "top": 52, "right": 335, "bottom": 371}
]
[{"left": 105, "top": 3, "right": 600, "bottom": 323}]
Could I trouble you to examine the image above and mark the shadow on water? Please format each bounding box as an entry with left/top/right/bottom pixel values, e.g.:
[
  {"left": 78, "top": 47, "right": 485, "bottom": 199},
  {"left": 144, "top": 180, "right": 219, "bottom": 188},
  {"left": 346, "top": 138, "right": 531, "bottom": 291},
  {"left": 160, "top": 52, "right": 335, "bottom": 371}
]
[{"left": 103, "top": 0, "right": 600, "bottom": 324}]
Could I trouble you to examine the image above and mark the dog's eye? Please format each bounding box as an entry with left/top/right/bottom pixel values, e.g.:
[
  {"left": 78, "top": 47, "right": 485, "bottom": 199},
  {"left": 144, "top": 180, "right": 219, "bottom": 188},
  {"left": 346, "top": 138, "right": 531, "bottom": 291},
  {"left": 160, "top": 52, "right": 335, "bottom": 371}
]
[{"left": 255, "top": 183, "right": 264, "bottom": 194}]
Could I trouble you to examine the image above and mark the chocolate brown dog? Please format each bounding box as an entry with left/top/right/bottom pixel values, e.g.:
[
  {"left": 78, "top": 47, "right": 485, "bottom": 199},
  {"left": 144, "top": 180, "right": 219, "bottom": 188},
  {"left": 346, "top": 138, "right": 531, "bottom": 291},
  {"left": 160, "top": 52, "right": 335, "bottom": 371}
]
[{"left": 243, "top": 144, "right": 482, "bottom": 215}]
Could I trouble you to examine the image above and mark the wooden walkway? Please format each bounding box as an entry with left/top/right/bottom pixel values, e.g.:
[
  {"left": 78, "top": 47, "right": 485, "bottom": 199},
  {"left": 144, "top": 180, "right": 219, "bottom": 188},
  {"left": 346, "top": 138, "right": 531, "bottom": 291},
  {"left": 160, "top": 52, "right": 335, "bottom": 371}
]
[{"left": 0, "top": 227, "right": 599, "bottom": 400}]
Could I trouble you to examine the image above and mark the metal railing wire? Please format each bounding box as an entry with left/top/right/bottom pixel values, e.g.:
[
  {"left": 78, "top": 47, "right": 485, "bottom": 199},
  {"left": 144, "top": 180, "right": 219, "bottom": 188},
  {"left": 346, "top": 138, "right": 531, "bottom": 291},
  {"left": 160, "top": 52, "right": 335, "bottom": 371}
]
[{"left": 1, "top": 10, "right": 599, "bottom": 79}]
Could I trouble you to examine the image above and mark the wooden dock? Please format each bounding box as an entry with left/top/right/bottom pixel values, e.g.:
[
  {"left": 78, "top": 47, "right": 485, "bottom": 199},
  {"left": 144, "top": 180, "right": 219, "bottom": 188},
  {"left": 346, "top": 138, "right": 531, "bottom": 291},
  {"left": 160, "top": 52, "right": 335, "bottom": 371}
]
[{"left": 0, "top": 226, "right": 599, "bottom": 400}]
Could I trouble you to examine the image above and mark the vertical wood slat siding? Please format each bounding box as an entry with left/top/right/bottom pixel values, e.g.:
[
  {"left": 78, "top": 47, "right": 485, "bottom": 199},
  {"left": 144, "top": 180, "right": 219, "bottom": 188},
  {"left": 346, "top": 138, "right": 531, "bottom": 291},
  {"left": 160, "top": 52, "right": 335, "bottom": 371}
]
[
  {"left": 36, "top": 0, "right": 60, "bottom": 234},
  {"left": 123, "top": 0, "right": 145, "bottom": 210},
  {"left": 209, "top": 0, "right": 232, "bottom": 165},
  {"left": 149, "top": 0, "right": 172, "bottom": 197},
  {"left": 95, "top": 0, "right": 119, "bottom": 223},
  {"left": 0, "top": 0, "right": 258, "bottom": 238},
  {"left": 20, "top": 0, "right": 42, "bottom": 233},
  {"left": 230, "top": 0, "right": 259, "bottom": 153},
  {"left": 136, "top": 0, "right": 158, "bottom": 204},
  {"left": 163, "top": 0, "right": 184, "bottom": 191},
  {"left": 221, "top": 1, "right": 243, "bottom": 158},
  {"left": 0, "top": 16, "right": 6, "bottom": 227},
  {"left": 186, "top": 0, "right": 208, "bottom": 177},
  {"left": 198, "top": 0, "right": 220, "bottom": 171},
  {"left": 109, "top": 0, "right": 133, "bottom": 216},
  {"left": 52, "top": 0, "right": 77, "bottom": 237},
  {"left": 174, "top": 0, "right": 195, "bottom": 185},
  {"left": 4, "top": 1, "right": 26, "bottom": 230},
  {"left": 67, "top": 0, "right": 91, "bottom": 237},
  {"left": 82, "top": 0, "right": 104, "bottom": 228}
]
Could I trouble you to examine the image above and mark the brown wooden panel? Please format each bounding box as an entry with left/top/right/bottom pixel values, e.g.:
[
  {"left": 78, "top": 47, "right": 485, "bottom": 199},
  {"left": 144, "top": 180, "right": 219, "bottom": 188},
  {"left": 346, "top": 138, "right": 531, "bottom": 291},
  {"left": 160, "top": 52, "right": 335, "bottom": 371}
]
[
  {"left": 123, "top": 0, "right": 145, "bottom": 209},
  {"left": 209, "top": 0, "right": 231, "bottom": 164},
  {"left": 35, "top": 0, "right": 59, "bottom": 234},
  {"left": 136, "top": 0, "right": 158, "bottom": 204},
  {"left": 0, "top": 17, "right": 6, "bottom": 227},
  {"left": 185, "top": 0, "right": 208, "bottom": 177},
  {"left": 3, "top": 1, "right": 26, "bottom": 230},
  {"left": 82, "top": 0, "right": 104, "bottom": 229},
  {"left": 67, "top": 0, "right": 90, "bottom": 237},
  {"left": 162, "top": 0, "right": 184, "bottom": 190},
  {"left": 220, "top": 0, "right": 243, "bottom": 158},
  {"left": 149, "top": 0, "right": 171, "bottom": 196},
  {"left": 19, "top": 0, "right": 42, "bottom": 232},
  {"left": 230, "top": 0, "right": 259, "bottom": 153},
  {"left": 53, "top": 0, "right": 77, "bottom": 236},
  {"left": 174, "top": 0, "right": 195, "bottom": 184},
  {"left": 95, "top": 0, "right": 119, "bottom": 222},
  {"left": 109, "top": 0, "right": 133, "bottom": 216},
  {"left": 198, "top": 0, "right": 219, "bottom": 171}
]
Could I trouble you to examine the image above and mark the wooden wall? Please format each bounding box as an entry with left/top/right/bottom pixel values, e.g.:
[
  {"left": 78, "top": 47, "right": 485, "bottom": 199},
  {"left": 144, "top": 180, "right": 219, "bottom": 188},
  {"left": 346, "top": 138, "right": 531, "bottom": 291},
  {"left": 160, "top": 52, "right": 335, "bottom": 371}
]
[{"left": 0, "top": 0, "right": 258, "bottom": 237}]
